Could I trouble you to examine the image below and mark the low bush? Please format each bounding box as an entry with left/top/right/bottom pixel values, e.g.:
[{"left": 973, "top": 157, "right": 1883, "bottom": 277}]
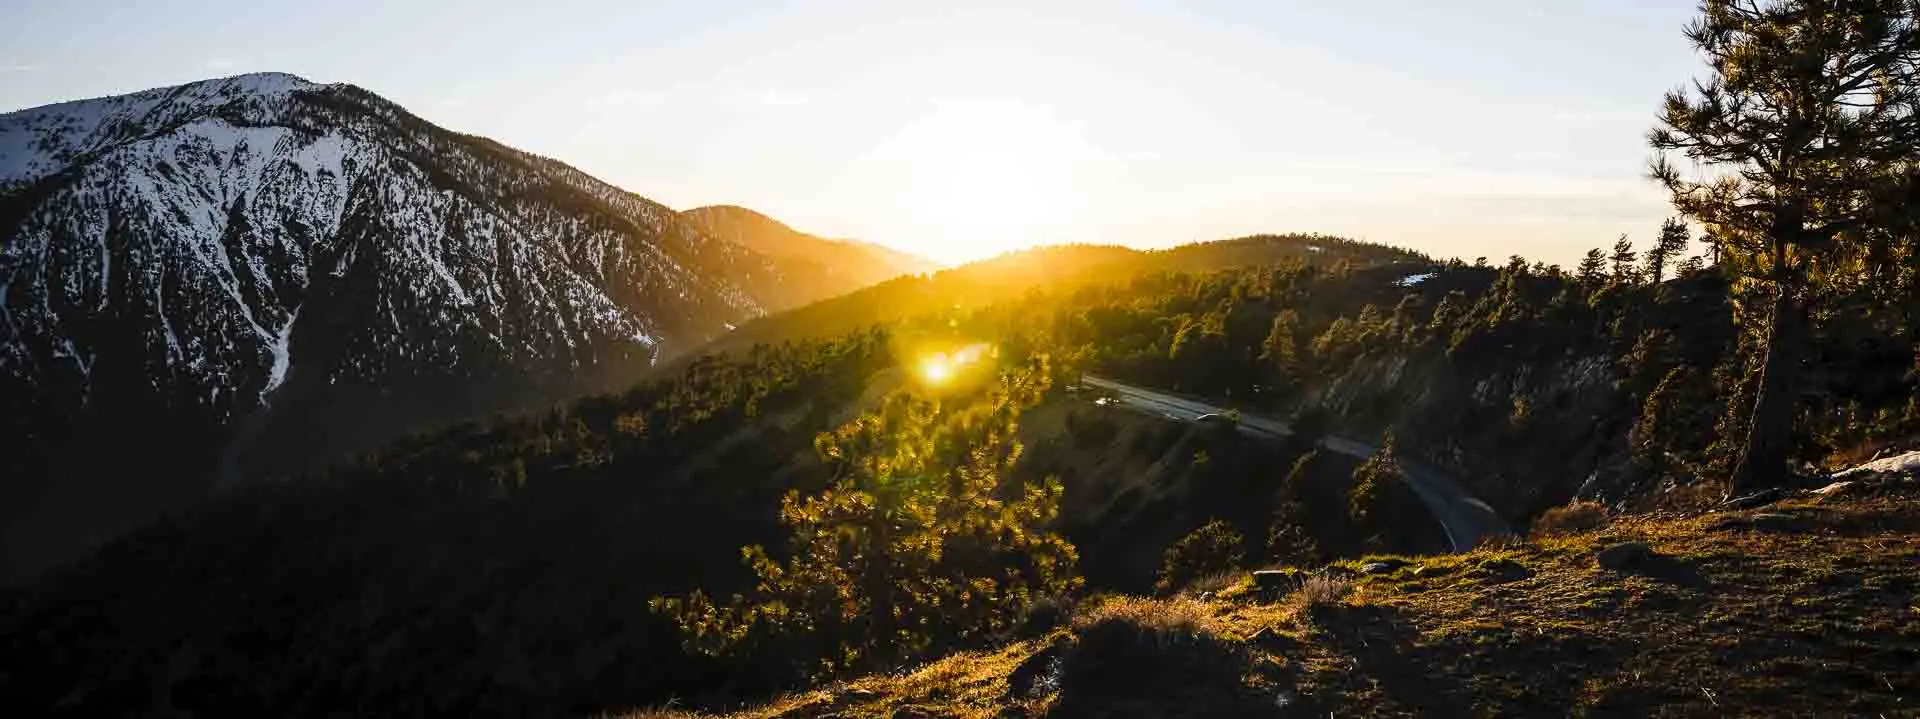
[
  {"left": 1156, "top": 520, "right": 1245, "bottom": 593},
  {"left": 1054, "top": 597, "right": 1251, "bottom": 709},
  {"left": 1531, "top": 500, "right": 1609, "bottom": 536}
]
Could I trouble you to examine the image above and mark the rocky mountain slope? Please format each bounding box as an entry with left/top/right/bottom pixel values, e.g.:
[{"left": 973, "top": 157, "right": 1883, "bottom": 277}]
[{"left": 0, "top": 73, "right": 912, "bottom": 580}]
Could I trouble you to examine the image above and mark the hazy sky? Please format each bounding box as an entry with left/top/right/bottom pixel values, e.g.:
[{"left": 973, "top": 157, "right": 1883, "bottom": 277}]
[{"left": 1, "top": 0, "right": 1705, "bottom": 265}]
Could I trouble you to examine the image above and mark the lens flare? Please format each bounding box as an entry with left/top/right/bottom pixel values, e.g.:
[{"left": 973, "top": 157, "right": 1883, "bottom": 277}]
[
  {"left": 920, "top": 354, "right": 954, "bottom": 384},
  {"left": 914, "top": 343, "right": 993, "bottom": 386}
]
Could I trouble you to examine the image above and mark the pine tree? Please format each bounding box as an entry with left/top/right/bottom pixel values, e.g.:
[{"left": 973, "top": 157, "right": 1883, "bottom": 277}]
[
  {"left": 1576, "top": 248, "right": 1608, "bottom": 286},
  {"left": 1678, "top": 254, "right": 1706, "bottom": 277},
  {"left": 657, "top": 364, "right": 1079, "bottom": 677},
  {"left": 1645, "top": 218, "right": 1691, "bottom": 285},
  {"left": 1261, "top": 310, "right": 1301, "bottom": 378},
  {"left": 1348, "top": 434, "right": 1417, "bottom": 550},
  {"left": 1268, "top": 450, "right": 1322, "bottom": 567},
  {"left": 1650, "top": 0, "right": 1920, "bottom": 494},
  {"left": 1610, "top": 235, "right": 1640, "bottom": 286}
]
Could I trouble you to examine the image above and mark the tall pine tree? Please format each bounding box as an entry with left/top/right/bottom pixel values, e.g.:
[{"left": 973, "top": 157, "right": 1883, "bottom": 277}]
[{"left": 1650, "top": 0, "right": 1920, "bottom": 493}]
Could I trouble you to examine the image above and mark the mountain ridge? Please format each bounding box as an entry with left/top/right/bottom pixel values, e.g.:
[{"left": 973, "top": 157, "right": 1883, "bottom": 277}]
[
  {"left": 680, "top": 204, "right": 937, "bottom": 307},
  {"left": 0, "top": 72, "right": 909, "bottom": 580}
]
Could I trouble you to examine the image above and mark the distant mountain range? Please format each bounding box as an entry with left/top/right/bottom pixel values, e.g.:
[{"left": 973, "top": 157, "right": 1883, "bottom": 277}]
[
  {"left": 681, "top": 204, "right": 939, "bottom": 300},
  {"left": 0, "top": 72, "right": 929, "bottom": 580}
]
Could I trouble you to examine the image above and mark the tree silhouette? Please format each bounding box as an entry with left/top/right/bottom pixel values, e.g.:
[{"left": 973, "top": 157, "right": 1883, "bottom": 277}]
[
  {"left": 1646, "top": 218, "right": 1692, "bottom": 285},
  {"left": 1650, "top": 0, "right": 1920, "bottom": 494},
  {"left": 1576, "top": 248, "right": 1608, "bottom": 287},
  {"left": 1610, "top": 235, "right": 1641, "bottom": 286}
]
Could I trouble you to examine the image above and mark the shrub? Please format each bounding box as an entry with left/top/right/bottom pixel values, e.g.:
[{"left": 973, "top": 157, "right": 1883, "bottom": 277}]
[
  {"left": 1296, "top": 575, "right": 1353, "bottom": 608},
  {"left": 1531, "top": 500, "right": 1609, "bottom": 536},
  {"left": 1347, "top": 436, "right": 1425, "bottom": 551},
  {"left": 1055, "top": 597, "right": 1246, "bottom": 706},
  {"left": 1014, "top": 594, "right": 1077, "bottom": 638},
  {"left": 1156, "top": 520, "right": 1245, "bottom": 593}
]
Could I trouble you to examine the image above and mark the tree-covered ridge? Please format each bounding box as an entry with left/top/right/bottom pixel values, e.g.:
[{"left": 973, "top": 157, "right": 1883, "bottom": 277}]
[
  {"left": 705, "top": 233, "right": 1425, "bottom": 354},
  {"left": 9, "top": 213, "right": 1919, "bottom": 715}
]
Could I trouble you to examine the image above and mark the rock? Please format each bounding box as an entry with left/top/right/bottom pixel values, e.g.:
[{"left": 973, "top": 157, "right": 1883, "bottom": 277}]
[
  {"left": 1005, "top": 644, "right": 1065, "bottom": 700},
  {"left": 1811, "top": 480, "right": 1856, "bottom": 496},
  {"left": 1245, "top": 626, "right": 1300, "bottom": 653},
  {"left": 1251, "top": 569, "right": 1299, "bottom": 591},
  {"left": 1322, "top": 566, "right": 1359, "bottom": 580},
  {"left": 1472, "top": 557, "right": 1532, "bottom": 583},
  {"left": 1831, "top": 449, "right": 1920, "bottom": 480},
  {"left": 1596, "top": 541, "right": 1654, "bottom": 571},
  {"left": 1360, "top": 558, "right": 1410, "bottom": 575},
  {"left": 1719, "top": 488, "right": 1790, "bottom": 511},
  {"left": 1711, "top": 510, "right": 1820, "bottom": 533}
]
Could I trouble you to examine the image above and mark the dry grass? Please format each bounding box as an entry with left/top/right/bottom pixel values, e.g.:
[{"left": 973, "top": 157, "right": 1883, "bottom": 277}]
[
  {"left": 1295, "top": 574, "right": 1353, "bottom": 607},
  {"left": 616, "top": 708, "right": 704, "bottom": 719},
  {"left": 682, "top": 640, "right": 1050, "bottom": 719},
  {"left": 683, "top": 493, "right": 1920, "bottom": 717},
  {"left": 1530, "top": 499, "right": 1609, "bottom": 536},
  {"left": 1072, "top": 595, "right": 1225, "bottom": 637},
  {"left": 1176, "top": 570, "right": 1248, "bottom": 598}
]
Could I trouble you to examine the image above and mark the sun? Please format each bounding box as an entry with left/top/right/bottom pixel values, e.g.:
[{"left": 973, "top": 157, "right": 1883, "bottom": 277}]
[
  {"left": 919, "top": 353, "right": 954, "bottom": 384},
  {"left": 914, "top": 344, "right": 991, "bottom": 387},
  {"left": 872, "top": 98, "right": 1106, "bottom": 264}
]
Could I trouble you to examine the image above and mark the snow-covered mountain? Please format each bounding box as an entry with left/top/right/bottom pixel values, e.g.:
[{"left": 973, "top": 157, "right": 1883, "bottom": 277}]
[{"left": 0, "top": 73, "right": 913, "bottom": 580}]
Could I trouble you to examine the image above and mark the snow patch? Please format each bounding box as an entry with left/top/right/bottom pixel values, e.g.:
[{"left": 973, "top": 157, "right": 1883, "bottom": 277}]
[
  {"left": 258, "top": 306, "right": 300, "bottom": 401},
  {"left": 1395, "top": 272, "right": 1436, "bottom": 287}
]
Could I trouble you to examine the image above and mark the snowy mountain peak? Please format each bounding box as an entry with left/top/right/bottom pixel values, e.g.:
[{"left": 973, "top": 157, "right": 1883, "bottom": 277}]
[
  {"left": 1, "top": 73, "right": 893, "bottom": 579},
  {"left": 0, "top": 72, "right": 328, "bottom": 187}
]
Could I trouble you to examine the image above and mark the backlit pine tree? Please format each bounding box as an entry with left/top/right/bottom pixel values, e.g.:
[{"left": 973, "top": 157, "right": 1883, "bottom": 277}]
[{"left": 1650, "top": 0, "right": 1920, "bottom": 493}]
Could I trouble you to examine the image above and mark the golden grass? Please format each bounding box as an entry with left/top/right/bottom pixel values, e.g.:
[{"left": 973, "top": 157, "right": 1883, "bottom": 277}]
[
  {"left": 1529, "top": 499, "right": 1609, "bottom": 536},
  {"left": 684, "top": 639, "right": 1052, "bottom": 719},
  {"left": 676, "top": 492, "right": 1920, "bottom": 717},
  {"left": 1294, "top": 574, "right": 1353, "bottom": 607},
  {"left": 1073, "top": 595, "right": 1222, "bottom": 636}
]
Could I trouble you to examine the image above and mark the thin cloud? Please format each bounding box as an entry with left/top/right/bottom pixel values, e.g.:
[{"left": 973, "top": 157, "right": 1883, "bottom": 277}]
[
  {"left": 588, "top": 87, "right": 668, "bottom": 110},
  {"left": 2, "top": 63, "right": 40, "bottom": 73},
  {"left": 740, "top": 89, "right": 809, "bottom": 107}
]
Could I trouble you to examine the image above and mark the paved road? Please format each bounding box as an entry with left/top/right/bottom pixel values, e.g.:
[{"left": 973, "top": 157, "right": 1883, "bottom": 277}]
[{"left": 1082, "top": 375, "right": 1512, "bottom": 551}]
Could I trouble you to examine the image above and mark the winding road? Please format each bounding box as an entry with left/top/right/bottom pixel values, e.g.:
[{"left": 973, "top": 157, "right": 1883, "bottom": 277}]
[{"left": 1082, "top": 375, "right": 1512, "bottom": 552}]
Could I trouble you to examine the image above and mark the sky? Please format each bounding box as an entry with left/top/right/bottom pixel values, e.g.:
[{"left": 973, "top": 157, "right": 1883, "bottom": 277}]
[{"left": 0, "top": 0, "right": 1707, "bottom": 266}]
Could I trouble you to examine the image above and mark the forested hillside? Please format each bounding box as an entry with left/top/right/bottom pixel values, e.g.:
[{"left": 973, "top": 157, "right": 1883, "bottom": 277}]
[{"left": 14, "top": 213, "right": 1917, "bottom": 715}]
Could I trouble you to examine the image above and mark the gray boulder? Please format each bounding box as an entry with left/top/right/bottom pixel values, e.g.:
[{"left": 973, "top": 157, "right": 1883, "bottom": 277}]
[{"left": 1595, "top": 541, "right": 1654, "bottom": 570}]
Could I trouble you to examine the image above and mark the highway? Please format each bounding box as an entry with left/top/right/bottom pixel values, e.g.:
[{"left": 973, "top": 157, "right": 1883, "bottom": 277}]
[{"left": 1081, "top": 375, "right": 1512, "bottom": 551}]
